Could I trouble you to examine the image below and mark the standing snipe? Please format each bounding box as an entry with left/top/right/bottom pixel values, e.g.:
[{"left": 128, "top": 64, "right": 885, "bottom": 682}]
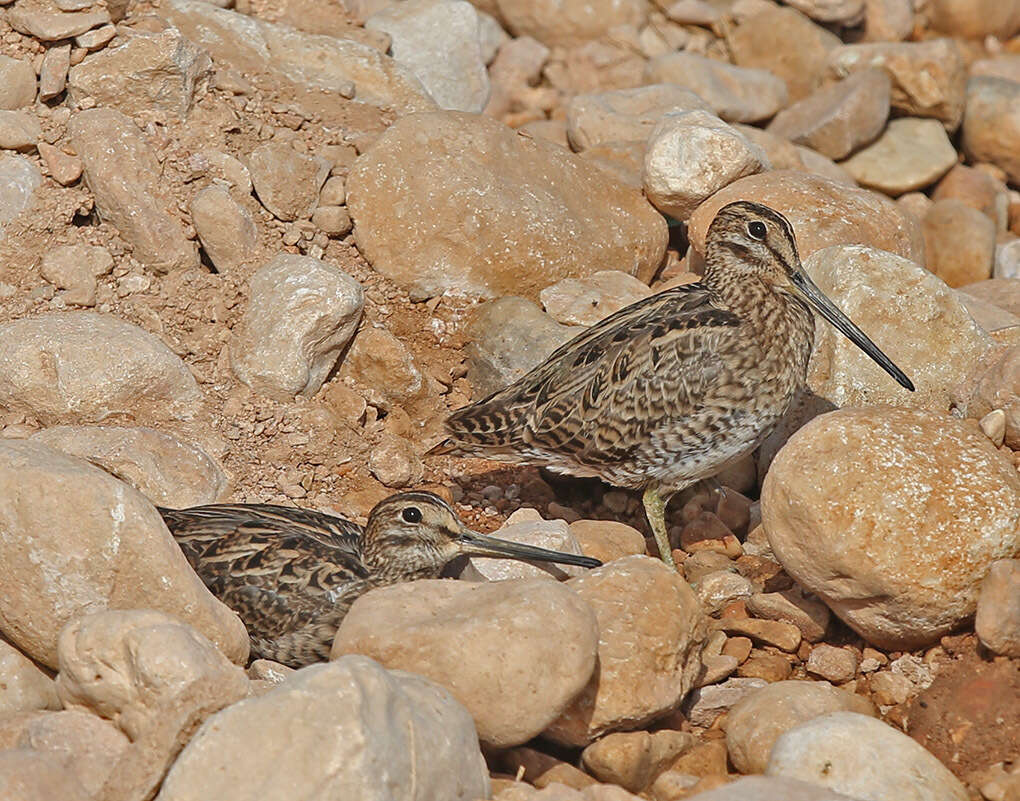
[
  {"left": 160, "top": 491, "right": 600, "bottom": 667},
  {"left": 429, "top": 201, "right": 914, "bottom": 568}
]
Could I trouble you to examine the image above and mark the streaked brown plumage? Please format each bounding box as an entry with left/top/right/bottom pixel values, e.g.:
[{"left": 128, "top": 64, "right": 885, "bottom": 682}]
[
  {"left": 160, "top": 491, "right": 600, "bottom": 667},
  {"left": 430, "top": 201, "right": 914, "bottom": 567}
]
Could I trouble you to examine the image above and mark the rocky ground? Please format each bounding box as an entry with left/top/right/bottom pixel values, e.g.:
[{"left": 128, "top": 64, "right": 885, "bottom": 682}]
[{"left": 0, "top": 0, "right": 1018, "bottom": 798}]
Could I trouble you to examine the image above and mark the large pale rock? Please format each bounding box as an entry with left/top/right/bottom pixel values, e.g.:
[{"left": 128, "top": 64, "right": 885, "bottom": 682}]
[
  {"left": 687, "top": 172, "right": 924, "bottom": 265},
  {"left": 489, "top": 0, "right": 647, "bottom": 47},
  {"left": 544, "top": 556, "right": 709, "bottom": 746},
  {"left": 465, "top": 296, "right": 579, "bottom": 397},
  {"left": 644, "top": 53, "right": 788, "bottom": 124},
  {"left": 726, "top": 680, "right": 876, "bottom": 774},
  {"left": 31, "top": 425, "right": 227, "bottom": 508},
  {"left": 57, "top": 610, "right": 248, "bottom": 739},
  {"left": 0, "top": 749, "right": 91, "bottom": 801},
  {"left": 156, "top": 656, "right": 490, "bottom": 801},
  {"left": 0, "top": 640, "right": 59, "bottom": 718},
  {"left": 680, "top": 776, "right": 866, "bottom": 801},
  {"left": 69, "top": 109, "right": 198, "bottom": 272},
  {"left": 766, "top": 712, "right": 968, "bottom": 801},
  {"left": 644, "top": 110, "right": 769, "bottom": 220},
  {"left": 975, "top": 559, "right": 1020, "bottom": 657},
  {"left": 2, "top": 709, "right": 129, "bottom": 796},
  {"left": 67, "top": 27, "right": 212, "bottom": 118},
  {"left": 767, "top": 69, "right": 890, "bottom": 161},
  {"left": 0, "top": 441, "right": 249, "bottom": 667},
  {"left": 160, "top": 0, "right": 436, "bottom": 113},
  {"left": 540, "top": 270, "right": 651, "bottom": 326},
  {"left": 230, "top": 254, "right": 364, "bottom": 400},
  {"left": 728, "top": 5, "right": 841, "bottom": 102},
  {"left": 762, "top": 407, "right": 1020, "bottom": 650},
  {"left": 827, "top": 39, "right": 967, "bottom": 131},
  {"left": 840, "top": 118, "right": 957, "bottom": 196},
  {"left": 366, "top": 0, "right": 489, "bottom": 112},
  {"left": 190, "top": 185, "right": 258, "bottom": 272},
  {"left": 347, "top": 111, "right": 667, "bottom": 300},
  {"left": 332, "top": 578, "right": 598, "bottom": 747},
  {"left": 797, "top": 245, "right": 995, "bottom": 414},
  {"left": 0, "top": 111, "right": 40, "bottom": 152},
  {"left": 0, "top": 155, "right": 42, "bottom": 241},
  {"left": 961, "top": 77, "right": 1020, "bottom": 185},
  {"left": 565, "top": 85, "right": 709, "bottom": 151},
  {"left": 0, "top": 312, "right": 202, "bottom": 425}
]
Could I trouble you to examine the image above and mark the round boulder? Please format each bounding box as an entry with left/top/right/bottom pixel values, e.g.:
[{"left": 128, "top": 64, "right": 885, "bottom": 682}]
[
  {"left": 0, "top": 441, "right": 249, "bottom": 667},
  {"left": 762, "top": 407, "right": 1020, "bottom": 650},
  {"left": 332, "top": 577, "right": 599, "bottom": 747}
]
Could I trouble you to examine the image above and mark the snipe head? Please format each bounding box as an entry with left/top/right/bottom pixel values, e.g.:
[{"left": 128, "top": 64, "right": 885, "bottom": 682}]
[
  {"left": 705, "top": 201, "right": 914, "bottom": 392},
  {"left": 361, "top": 491, "right": 601, "bottom": 579}
]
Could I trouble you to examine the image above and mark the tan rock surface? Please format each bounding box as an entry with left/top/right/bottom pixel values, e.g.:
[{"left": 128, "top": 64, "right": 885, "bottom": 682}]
[
  {"left": 38, "top": 243, "right": 113, "bottom": 307},
  {"left": 975, "top": 559, "right": 1020, "bottom": 658},
  {"left": 767, "top": 69, "right": 890, "bottom": 160},
  {"left": 0, "top": 56, "right": 36, "bottom": 109},
  {"left": 67, "top": 27, "right": 212, "bottom": 118},
  {"left": 540, "top": 270, "right": 651, "bottom": 326},
  {"left": 951, "top": 345, "right": 1020, "bottom": 449},
  {"left": 0, "top": 441, "right": 248, "bottom": 667},
  {"left": 727, "top": 680, "right": 875, "bottom": 774},
  {"left": 757, "top": 244, "right": 998, "bottom": 465},
  {"left": 762, "top": 407, "right": 1020, "bottom": 650},
  {"left": 5, "top": 709, "right": 129, "bottom": 796},
  {"left": 347, "top": 111, "right": 667, "bottom": 300},
  {"left": 728, "top": 5, "right": 841, "bottom": 101},
  {"left": 544, "top": 556, "right": 708, "bottom": 746},
  {"left": 155, "top": 656, "right": 491, "bottom": 801},
  {"left": 961, "top": 77, "right": 1020, "bottom": 185},
  {"left": 568, "top": 519, "right": 647, "bottom": 563},
  {"left": 489, "top": 0, "right": 647, "bottom": 47},
  {"left": 766, "top": 712, "right": 968, "bottom": 801},
  {"left": 189, "top": 185, "right": 258, "bottom": 273},
  {"left": 827, "top": 39, "right": 967, "bottom": 130},
  {"left": 333, "top": 577, "right": 598, "bottom": 747},
  {"left": 840, "top": 118, "right": 957, "bottom": 196},
  {"left": 32, "top": 425, "right": 228, "bottom": 508},
  {"left": 929, "top": 0, "right": 1020, "bottom": 39},
  {"left": 643, "top": 53, "right": 788, "bottom": 124},
  {"left": 581, "top": 729, "right": 695, "bottom": 794},
  {"left": 230, "top": 253, "right": 364, "bottom": 400},
  {"left": 922, "top": 200, "right": 996, "bottom": 287},
  {"left": 0, "top": 312, "right": 202, "bottom": 425},
  {"left": 69, "top": 108, "right": 198, "bottom": 272},
  {"left": 56, "top": 610, "right": 248, "bottom": 739},
  {"left": 565, "top": 84, "right": 709, "bottom": 151},
  {"left": 687, "top": 172, "right": 924, "bottom": 264},
  {"left": 0, "top": 640, "right": 59, "bottom": 718},
  {"left": 0, "top": 749, "right": 91, "bottom": 801},
  {"left": 160, "top": 0, "right": 437, "bottom": 113},
  {"left": 644, "top": 110, "right": 769, "bottom": 220}
]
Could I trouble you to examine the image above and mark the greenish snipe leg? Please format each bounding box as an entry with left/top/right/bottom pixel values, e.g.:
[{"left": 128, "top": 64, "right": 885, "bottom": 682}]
[{"left": 642, "top": 485, "right": 676, "bottom": 570}]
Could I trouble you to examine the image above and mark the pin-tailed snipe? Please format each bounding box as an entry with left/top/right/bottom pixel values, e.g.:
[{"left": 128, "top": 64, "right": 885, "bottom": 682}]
[
  {"left": 160, "top": 491, "right": 600, "bottom": 667},
  {"left": 429, "top": 201, "right": 914, "bottom": 568}
]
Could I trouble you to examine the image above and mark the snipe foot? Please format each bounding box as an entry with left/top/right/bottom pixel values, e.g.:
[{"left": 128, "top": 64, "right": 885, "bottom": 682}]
[{"left": 642, "top": 485, "right": 677, "bottom": 570}]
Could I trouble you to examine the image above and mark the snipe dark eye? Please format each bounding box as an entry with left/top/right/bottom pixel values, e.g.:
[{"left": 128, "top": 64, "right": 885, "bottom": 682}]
[
  {"left": 747, "top": 221, "right": 767, "bottom": 241},
  {"left": 401, "top": 507, "right": 422, "bottom": 524}
]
